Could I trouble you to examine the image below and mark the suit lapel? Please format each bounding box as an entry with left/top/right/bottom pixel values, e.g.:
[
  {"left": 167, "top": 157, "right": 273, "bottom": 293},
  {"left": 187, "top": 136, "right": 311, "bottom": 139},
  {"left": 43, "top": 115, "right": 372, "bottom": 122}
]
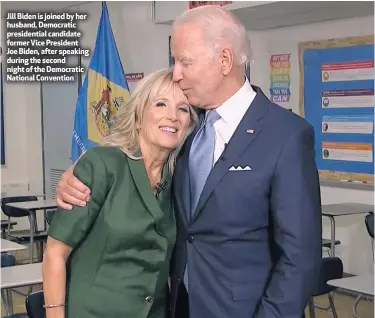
[
  {"left": 174, "top": 110, "right": 205, "bottom": 227},
  {"left": 127, "top": 156, "right": 165, "bottom": 223},
  {"left": 174, "top": 136, "right": 193, "bottom": 227},
  {"left": 192, "top": 87, "right": 269, "bottom": 221}
]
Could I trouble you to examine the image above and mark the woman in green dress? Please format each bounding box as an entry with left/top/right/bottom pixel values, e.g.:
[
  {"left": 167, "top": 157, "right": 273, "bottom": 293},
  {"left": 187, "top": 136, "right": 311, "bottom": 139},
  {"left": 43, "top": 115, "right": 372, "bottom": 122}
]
[{"left": 42, "top": 69, "right": 197, "bottom": 318}]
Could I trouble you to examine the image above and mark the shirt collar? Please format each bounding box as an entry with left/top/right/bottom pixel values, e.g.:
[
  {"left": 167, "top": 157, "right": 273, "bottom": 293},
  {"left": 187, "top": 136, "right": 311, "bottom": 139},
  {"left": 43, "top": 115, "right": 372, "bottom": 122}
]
[{"left": 215, "top": 78, "right": 256, "bottom": 124}]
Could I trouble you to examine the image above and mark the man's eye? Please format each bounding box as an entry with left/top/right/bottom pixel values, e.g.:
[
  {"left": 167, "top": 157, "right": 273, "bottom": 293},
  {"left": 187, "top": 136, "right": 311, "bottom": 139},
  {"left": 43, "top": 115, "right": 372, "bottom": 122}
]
[{"left": 181, "top": 60, "right": 191, "bottom": 67}]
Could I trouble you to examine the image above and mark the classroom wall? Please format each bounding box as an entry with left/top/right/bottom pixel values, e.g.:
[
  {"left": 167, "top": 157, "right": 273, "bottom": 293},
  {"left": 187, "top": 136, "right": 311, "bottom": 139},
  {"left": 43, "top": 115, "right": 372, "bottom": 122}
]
[
  {"left": 1, "top": 2, "right": 373, "bottom": 275},
  {"left": 1, "top": 69, "right": 43, "bottom": 197},
  {"left": 248, "top": 15, "right": 374, "bottom": 275}
]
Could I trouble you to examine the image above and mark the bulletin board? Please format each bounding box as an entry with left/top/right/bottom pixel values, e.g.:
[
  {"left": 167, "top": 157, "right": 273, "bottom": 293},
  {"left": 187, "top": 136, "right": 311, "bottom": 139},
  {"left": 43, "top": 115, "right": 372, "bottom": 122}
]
[{"left": 299, "top": 35, "right": 374, "bottom": 186}]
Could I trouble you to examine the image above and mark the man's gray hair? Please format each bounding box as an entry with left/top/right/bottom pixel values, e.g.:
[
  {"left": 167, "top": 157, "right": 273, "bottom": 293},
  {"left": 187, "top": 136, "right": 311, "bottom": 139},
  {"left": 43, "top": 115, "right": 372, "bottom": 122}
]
[{"left": 172, "top": 5, "right": 252, "bottom": 66}]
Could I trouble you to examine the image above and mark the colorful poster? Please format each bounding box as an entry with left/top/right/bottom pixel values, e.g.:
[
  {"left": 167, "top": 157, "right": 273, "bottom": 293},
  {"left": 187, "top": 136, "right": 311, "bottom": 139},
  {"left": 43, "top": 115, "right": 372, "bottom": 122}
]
[
  {"left": 126, "top": 72, "right": 144, "bottom": 93},
  {"left": 322, "top": 142, "right": 373, "bottom": 163},
  {"left": 321, "top": 89, "right": 374, "bottom": 108},
  {"left": 269, "top": 54, "right": 291, "bottom": 103},
  {"left": 189, "top": 1, "right": 232, "bottom": 9},
  {"left": 126, "top": 73, "right": 144, "bottom": 82},
  {"left": 322, "top": 115, "right": 374, "bottom": 134},
  {"left": 322, "top": 60, "right": 374, "bottom": 82}
]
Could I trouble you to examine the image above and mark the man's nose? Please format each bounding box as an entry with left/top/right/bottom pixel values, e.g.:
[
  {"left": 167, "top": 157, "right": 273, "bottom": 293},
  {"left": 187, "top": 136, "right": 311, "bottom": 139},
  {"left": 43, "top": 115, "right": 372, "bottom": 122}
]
[{"left": 172, "top": 64, "right": 183, "bottom": 82}]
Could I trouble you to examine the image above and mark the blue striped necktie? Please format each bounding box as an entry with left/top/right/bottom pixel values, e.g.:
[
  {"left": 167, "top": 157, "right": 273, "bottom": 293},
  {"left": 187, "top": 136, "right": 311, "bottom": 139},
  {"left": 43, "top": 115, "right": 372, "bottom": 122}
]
[
  {"left": 184, "top": 109, "right": 220, "bottom": 291},
  {"left": 189, "top": 109, "right": 221, "bottom": 217}
]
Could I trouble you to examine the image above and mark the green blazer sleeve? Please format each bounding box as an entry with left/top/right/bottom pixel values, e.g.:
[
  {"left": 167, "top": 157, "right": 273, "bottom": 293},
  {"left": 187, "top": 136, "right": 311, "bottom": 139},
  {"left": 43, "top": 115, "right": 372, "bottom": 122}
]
[{"left": 48, "top": 148, "right": 111, "bottom": 248}]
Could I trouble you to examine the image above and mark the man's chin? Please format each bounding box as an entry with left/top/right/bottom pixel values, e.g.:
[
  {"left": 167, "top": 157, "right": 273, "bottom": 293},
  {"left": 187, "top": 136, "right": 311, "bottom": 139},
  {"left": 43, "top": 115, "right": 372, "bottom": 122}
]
[{"left": 187, "top": 96, "right": 199, "bottom": 107}]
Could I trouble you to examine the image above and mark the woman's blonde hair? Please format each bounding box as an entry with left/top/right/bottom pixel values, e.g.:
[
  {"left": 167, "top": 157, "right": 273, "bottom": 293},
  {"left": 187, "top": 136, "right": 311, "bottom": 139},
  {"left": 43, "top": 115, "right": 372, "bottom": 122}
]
[{"left": 103, "top": 68, "right": 197, "bottom": 173}]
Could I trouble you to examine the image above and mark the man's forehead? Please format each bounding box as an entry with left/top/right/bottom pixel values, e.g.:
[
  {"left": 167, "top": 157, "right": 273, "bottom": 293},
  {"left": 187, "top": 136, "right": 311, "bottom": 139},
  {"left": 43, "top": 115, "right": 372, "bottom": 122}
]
[
  {"left": 170, "top": 35, "right": 189, "bottom": 57},
  {"left": 172, "top": 23, "right": 204, "bottom": 44},
  {"left": 171, "top": 29, "right": 188, "bottom": 48},
  {"left": 171, "top": 27, "right": 205, "bottom": 57}
]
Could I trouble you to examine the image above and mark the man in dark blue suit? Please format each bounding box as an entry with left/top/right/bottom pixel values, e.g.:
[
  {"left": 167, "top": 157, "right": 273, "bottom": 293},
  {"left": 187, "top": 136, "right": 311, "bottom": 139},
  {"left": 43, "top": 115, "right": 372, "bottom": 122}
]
[
  {"left": 168, "top": 5, "right": 322, "bottom": 318},
  {"left": 56, "top": 5, "right": 322, "bottom": 318}
]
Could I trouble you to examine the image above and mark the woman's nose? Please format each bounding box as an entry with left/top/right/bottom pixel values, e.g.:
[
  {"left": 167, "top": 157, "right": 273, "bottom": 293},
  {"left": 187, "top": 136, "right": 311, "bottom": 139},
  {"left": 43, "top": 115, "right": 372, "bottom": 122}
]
[{"left": 167, "top": 107, "right": 178, "bottom": 121}]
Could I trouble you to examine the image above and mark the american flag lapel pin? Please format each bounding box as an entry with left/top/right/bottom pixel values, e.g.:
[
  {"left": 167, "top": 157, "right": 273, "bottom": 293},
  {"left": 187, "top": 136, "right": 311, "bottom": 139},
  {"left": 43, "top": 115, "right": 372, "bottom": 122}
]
[{"left": 246, "top": 129, "right": 254, "bottom": 134}]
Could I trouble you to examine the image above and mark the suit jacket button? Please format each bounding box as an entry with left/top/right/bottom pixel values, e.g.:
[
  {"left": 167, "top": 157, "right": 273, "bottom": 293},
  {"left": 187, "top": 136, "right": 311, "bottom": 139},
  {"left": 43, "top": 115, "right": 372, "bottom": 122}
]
[
  {"left": 145, "top": 296, "right": 154, "bottom": 304},
  {"left": 188, "top": 236, "right": 194, "bottom": 243}
]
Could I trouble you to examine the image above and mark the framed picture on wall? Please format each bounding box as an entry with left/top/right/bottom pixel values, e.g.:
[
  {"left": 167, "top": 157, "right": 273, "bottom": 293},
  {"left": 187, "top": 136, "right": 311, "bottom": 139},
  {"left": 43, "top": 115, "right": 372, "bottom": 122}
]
[{"left": 0, "top": 47, "right": 5, "bottom": 166}]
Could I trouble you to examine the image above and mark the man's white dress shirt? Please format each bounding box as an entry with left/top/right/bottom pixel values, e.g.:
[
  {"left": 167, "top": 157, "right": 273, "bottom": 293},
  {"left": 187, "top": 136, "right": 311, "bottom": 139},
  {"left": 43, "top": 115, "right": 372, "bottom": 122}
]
[{"left": 208, "top": 78, "right": 257, "bottom": 164}]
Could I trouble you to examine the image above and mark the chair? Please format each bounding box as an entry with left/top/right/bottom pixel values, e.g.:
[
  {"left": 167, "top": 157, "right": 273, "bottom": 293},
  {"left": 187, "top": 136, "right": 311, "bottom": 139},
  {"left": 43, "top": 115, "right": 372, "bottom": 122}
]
[
  {"left": 0, "top": 220, "right": 17, "bottom": 239},
  {"left": 308, "top": 257, "right": 343, "bottom": 318},
  {"left": 365, "top": 212, "right": 374, "bottom": 260},
  {"left": 1, "top": 253, "right": 16, "bottom": 315},
  {"left": 1, "top": 196, "right": 48, "bottom": 263},
  {"left": 45, "top": 209, "right": 56, "bottom": 226},
  {"left": 1, "top": 252, "right": 15, "bottom": 267},
  {"left": 1, "top": 254, "right": 28, "bottom": 318},
  {"left": 350, "top": 214, "right": 374, "bottom": 318},
  {"left": 365, "top": 212, "right": 374, "bottom": 238},
  {"left": 322, "top": 239, "right": 341, "bottom": 256},
  {"left": 26, "top": 290, "right": 45, "bottom": 318}
]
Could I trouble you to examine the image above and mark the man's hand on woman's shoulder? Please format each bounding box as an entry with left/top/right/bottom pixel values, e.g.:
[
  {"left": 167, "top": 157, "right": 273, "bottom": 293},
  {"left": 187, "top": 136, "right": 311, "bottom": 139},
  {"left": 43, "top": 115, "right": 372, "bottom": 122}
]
[{"left": 56, "top": 163, "right": 91, "bottom": 210}]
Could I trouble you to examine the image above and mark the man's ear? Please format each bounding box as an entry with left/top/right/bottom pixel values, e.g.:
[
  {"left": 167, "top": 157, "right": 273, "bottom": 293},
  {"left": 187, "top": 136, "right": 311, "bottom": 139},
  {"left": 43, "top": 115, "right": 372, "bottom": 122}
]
[{"left": 220, "top": 48, "right": 234, "bottom": 76}]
